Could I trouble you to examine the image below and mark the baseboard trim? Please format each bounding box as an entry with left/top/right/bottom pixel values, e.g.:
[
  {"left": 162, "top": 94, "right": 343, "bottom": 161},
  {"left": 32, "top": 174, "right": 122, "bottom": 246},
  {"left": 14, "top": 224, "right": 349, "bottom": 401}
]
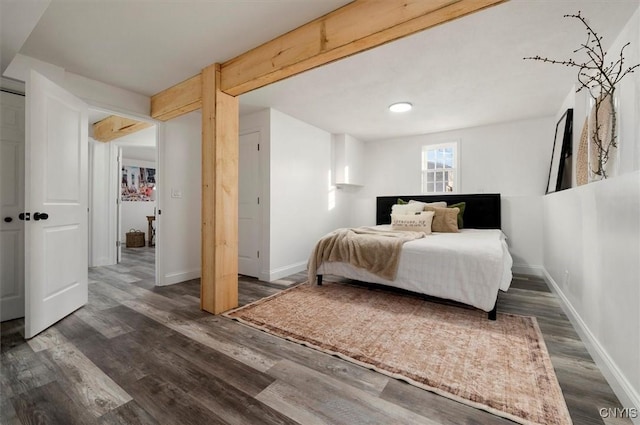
[
  {"left": 160, "top": 269, "right": 200, "bottom": 286},
  {"left": 511, "top": 264, "right": 545, "bottom": 278},
  {"left": 543, "top": 268, "right": 640, "bottom": 420},
  {"left": 268, "top": 261, "right": 307, "bottom": 282}
]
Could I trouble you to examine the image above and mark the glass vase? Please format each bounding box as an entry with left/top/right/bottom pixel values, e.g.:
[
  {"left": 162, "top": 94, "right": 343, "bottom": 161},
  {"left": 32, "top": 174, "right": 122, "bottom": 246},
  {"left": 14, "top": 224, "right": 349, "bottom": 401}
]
[{"left": 587, "top": 93, "right": 619, "bottom": 182}]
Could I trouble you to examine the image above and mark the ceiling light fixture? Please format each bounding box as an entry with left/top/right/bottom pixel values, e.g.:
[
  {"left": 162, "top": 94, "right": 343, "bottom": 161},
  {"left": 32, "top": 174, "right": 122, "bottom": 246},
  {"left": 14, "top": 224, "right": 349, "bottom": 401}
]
[{"left": 389, "top": 102, "right": 412, "bottom": 113}]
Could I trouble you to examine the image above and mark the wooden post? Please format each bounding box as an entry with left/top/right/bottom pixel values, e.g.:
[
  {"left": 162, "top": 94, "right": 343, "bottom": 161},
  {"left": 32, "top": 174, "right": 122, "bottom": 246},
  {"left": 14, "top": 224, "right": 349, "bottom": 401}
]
[
  {"left": 200, "top": 64, "right": 239, "bottom": 314},
  {"left": 147, "top": 0, "right": 510, "bottom": 316}
]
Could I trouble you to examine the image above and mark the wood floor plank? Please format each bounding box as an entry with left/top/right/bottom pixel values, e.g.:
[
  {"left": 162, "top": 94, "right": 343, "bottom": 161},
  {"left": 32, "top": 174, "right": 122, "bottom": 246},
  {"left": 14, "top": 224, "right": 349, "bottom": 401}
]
[
  {"left": 26, "top": 326, "right": 68, "bottom": 352},
  {"left": 125, "top": 374, "right": 228, "bottom": 425},
  {"left": 120, "top": 298, "right": 279, "bottom": 372},
  {"left": 136, "top": 342, "right": 300, "bottom": 425},
  {"left": 1, "top": 348, "right": 58, "bottom": 398},
  {"left": 164, "top": 331, "right": 277, "bottom": 397},
  {"left": 509, "top": 275, "right": 550, "bottom": 292},
  {"left": 95, "top": 305, "right": 176, "bottom": 339},
  {"left": 43, "top": 342, "right": 132, "bottom": 418},
  {"left": 104, "top": 278, "right": 194, "bottom": 310},
  {"left": 89, "top": 280, "right": 137, "bottom": 304},
  {"left": 98, "top": 400, "right": 160, "bottom": 425},
  {"left": 0, "top": 322, "right": 27, "bottom": 355},
  {"left": 88, "top": 288, "right": 126, "bottom": 311},
  {"left": 1, "top": 245, "right": 630, "bottom": 425},
  {"left": 74, "top": 304, "right": 135, "bottom": 339},
  {"left": 256, "top": 382, "right": 333, "bottom": 425},
  {"left": 0, "top": 393, "right": 20, "bottom": 425},
  {"left": 11, "top": 380, "right": 99, "bottom": 425},
  {"left": 150, "top": 278, "right": 200, "bottom": 298},
  {"left": 74, "top": 333, "right": 150, "bottom": 388},
  {"left": 199, "top": 315, "right": 391, "bottom": 396},
  {"left": 53, "top": 312, "right": 107, "bottom": 344},
  {"left": 379, "top": 377, "right": 515, "bottom": 425},
  {"left": 259, "top": 359, "right": 439, "bottom": 425}
]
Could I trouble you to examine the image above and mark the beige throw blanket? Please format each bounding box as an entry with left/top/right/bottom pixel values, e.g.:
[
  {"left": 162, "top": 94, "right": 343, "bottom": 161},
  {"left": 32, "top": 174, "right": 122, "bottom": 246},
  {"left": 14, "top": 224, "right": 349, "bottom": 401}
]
[{"left": 307, "top": 227, "right": 426, "bottom": 283}]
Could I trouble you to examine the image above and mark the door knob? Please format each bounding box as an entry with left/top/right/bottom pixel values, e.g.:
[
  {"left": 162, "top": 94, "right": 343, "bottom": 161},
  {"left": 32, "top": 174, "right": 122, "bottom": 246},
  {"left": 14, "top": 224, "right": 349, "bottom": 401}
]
[
  {"left": 3, "top": 217, "right": 12, "bottom": 223},
  {"left": 19, "top": 213, "right": 30, "bottom": 221},
  {"left": 33, "top": 212, "right": 49, "bottom": 221}
]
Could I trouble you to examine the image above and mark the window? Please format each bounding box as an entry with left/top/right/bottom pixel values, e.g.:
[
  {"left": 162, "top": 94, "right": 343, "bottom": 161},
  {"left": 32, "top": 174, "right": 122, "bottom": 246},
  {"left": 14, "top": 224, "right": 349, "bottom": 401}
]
[{"left": 421, "top": 142, "right": 458, "bottom": 193}]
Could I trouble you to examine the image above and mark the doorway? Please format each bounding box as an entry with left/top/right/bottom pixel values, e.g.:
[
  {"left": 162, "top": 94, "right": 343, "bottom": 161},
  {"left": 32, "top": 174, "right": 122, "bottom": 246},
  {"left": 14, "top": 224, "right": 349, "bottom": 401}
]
[
  {"left": 0, "top": 72, "right": 161, "bottom": 337},
  {"left": 0, "top": 89, "right": 26, "bottom": 322},
  {"left": 88, "top": 109, "right": 158, "bottom": 282},
  {"left": 238, "top": 130, "right": 261, "bottom": 278}
]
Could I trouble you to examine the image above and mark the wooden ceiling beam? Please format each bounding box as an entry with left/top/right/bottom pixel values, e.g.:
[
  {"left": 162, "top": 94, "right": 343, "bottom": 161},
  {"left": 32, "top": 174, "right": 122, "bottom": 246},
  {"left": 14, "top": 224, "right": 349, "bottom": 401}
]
[
  {"left": 150, "top": 0, "right": 507, "bottom": 119},
  {"left": 92, "top": 115, "right": 152, "bottom": 142},
  {"left": 220, "top": 0, "right": 507, "bottom": 96},
  {"left": 150, "top": 73, "right": 202, "bottom": 121}
]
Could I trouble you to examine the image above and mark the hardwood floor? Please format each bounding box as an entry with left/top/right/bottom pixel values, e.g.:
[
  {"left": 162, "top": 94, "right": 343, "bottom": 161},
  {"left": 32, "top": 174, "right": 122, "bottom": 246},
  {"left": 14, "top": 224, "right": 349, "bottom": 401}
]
[{"left": 1, "top": 248, "right": 631, "bottom": 424}]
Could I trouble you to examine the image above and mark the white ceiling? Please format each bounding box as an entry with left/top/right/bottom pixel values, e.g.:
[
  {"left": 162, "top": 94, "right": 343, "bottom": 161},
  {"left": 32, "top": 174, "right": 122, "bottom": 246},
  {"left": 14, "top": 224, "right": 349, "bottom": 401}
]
[
  {"left": 3, "top": 0, "right": 639, "bottom": 142},
  {"left": 240, "top": 0, "right": 640, "bottom": 140},
  {"left": 11, "top": 0, "right": 351, "bottom": 96}
]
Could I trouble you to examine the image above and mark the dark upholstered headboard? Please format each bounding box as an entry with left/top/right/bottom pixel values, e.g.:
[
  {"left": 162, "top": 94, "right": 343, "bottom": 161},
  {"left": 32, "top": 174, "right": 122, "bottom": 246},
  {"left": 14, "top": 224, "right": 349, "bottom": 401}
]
[{"left": 376, "top": 194, "right": 502, "bottom": 229}]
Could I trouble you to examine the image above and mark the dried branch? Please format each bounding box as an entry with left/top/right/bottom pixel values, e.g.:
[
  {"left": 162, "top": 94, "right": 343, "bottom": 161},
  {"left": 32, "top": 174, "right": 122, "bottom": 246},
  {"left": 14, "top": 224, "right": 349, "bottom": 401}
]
[{"left": 523, "top": 11, "right": 640, "bottom": 179}]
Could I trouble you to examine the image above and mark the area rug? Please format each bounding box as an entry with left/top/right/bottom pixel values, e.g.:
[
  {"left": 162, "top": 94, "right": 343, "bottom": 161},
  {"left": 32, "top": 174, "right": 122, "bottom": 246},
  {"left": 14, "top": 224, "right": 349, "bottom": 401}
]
[{"left": 224, "top": 282, "right": 572, "bottom": 425}]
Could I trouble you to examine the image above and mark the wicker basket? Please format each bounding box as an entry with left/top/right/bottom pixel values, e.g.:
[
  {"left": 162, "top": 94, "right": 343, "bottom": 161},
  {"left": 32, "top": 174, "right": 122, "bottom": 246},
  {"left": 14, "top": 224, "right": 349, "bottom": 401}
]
[{"left": 126, "top": 229, "right": 145, "bottom": 248}]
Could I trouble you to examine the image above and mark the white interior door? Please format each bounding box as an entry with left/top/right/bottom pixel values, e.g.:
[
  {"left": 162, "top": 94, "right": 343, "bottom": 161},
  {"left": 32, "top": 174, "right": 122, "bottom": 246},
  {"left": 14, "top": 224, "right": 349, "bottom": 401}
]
[
  {"left": 238, "top": 131, "right": 261, "bottom": 278},
  {"left": 1, "top": 91, "right": 26, "bottom": 321},
  {"left": 25, "top": 70, "right": 88, "bottom": 339},
  {"left": 116, "top": 147, "right": 122, "bottom": 263}
]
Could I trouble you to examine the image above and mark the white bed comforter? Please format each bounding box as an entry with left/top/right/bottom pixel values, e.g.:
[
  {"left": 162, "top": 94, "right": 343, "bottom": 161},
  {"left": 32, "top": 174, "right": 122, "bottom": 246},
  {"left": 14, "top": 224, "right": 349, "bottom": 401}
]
[{"left": 315, "top": 226, "right": 513, "bottom": 312}]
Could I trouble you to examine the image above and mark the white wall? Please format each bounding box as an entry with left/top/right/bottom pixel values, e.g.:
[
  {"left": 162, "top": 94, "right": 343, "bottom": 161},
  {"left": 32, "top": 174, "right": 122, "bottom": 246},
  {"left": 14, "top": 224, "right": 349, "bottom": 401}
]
[
  {"left": 5, "top": 54, "right": 149, "bottom": 117},
  {"left": 239, "top": 108, "right": 353, "bottom": 281},
  {"left": 158, "top": 111, "right": 201, "bottom": 286},
  {"left": 88, "top": 139, "right": 116, "bottom": 267},
  {"left": 333, "top": 133, "right": 365, "bottom": 186},
  {"left": 266, "top": 109, "right": 352, "bottom": 280},
  {"left": 353, "top": 116, "right": 555, "bottom": 274},
  {"left": 543, "top": 173, "right": 640, "bottom": 414},
  {"left": 5, "top": 55, "right": 204, "bottom": 289},
  {"left": 542, "top": 7, "right": 640, "bottom": 415},
  {"left": 120, "top": 158, "right": 156, "bottom": 243}
]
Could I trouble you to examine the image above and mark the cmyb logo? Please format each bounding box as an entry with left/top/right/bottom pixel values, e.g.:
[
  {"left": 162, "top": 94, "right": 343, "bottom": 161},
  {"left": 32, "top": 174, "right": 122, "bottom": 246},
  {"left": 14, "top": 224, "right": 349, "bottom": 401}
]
[{"left": 599, "top": 407, "right": 638, "bottom": 419}]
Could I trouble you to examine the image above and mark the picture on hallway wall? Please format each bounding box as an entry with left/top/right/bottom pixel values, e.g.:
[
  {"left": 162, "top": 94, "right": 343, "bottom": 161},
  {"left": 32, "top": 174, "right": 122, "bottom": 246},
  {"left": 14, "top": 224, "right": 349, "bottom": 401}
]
[
  {"left": 121, "top": 166, "right": 156, "bottom": 201},
  {"left": 546, "top": 109, "right": 573, "bottom": 194}
]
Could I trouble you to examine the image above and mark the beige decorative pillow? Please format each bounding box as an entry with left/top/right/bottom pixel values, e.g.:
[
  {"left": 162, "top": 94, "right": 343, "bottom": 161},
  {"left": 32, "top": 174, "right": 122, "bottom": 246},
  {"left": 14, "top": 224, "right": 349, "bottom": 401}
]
[
  {"left": 391, "top": 203, "right": 425, "bottom": 215},
  {"left": 391, "top": 211, "right": 435, "bottom": 234},
  {"left": 425, "top": 206, "right": 459, "bottom": 233}
]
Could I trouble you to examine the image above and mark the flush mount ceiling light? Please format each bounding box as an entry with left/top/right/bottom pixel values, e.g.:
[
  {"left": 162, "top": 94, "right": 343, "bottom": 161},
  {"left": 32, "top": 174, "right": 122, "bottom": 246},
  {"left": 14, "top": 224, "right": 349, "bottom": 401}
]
[{"left": 389, "top": 102, "right": 412, "bottom": 113}]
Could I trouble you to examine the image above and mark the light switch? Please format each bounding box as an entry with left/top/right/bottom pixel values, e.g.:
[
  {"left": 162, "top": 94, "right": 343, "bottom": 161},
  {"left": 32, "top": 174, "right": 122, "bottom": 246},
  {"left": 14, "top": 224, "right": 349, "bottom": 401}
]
[{"left": 171, "top": 188, "right": 182, "bottom": 198}]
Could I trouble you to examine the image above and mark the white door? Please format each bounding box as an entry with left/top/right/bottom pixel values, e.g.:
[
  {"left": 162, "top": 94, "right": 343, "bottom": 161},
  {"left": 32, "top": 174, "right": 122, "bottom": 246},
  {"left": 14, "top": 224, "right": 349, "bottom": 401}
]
[
  {"left": 116, "top": 148, "right": 122, "bottom": 263},
  {"left": 25, "top": 70, "right": 88, "bottom": 338},
  {"left": 238, "top": 131, "right": 261, "bottom": 278},
  {"left": 0, "top": 91, "right": 26, "bottom": 321}
]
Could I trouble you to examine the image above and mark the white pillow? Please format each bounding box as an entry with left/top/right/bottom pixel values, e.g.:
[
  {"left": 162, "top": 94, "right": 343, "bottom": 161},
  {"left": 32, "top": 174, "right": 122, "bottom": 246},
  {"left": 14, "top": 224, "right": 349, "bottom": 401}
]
[
  {"left": 408, "top": 200, "right": 447, "bottom": 209},
  {"left": 391, "top": 211, "right": 435, "bottom": 234},
  {"left": 391, "top": 203, "right": 424, "bottom": 215}
]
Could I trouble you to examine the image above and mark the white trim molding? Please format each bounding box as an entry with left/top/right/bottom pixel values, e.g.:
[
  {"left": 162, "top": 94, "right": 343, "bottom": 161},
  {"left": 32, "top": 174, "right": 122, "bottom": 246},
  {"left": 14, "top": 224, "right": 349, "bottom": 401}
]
[
  {"left": 544, "top": 268, "right": 640, "bottom": 421},
  {"left": 160, "top": 269, "right": 201, "bottom": 287},
  {"left": 268, "top": 261, "right": 307, "bottom": 282}
]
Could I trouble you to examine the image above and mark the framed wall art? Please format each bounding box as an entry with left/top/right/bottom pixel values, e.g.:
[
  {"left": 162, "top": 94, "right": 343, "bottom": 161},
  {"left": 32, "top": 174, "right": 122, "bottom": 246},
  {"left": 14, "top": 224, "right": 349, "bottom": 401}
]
[
  {"left": 546, "top": 109, "right": 573, "bottom": 194},
  {"left": 121, "top": 166, "right": 156, "bottom": 201}
]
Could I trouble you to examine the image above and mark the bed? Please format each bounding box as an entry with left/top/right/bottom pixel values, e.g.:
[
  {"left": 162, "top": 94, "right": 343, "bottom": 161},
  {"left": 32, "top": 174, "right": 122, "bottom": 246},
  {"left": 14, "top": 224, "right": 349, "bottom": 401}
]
[{"left": 310, "top": 194, "right": 513, "bottom": 320}]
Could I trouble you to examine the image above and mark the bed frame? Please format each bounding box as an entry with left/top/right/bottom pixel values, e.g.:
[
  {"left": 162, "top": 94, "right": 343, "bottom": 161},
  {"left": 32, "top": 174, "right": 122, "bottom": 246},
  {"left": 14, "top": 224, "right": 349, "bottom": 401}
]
[
  {"left": 317, "top": 193, "right": 503, "bottom": 320},
  {"left": 376, "top": 193, "right": 501, "bottom": 229}
]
